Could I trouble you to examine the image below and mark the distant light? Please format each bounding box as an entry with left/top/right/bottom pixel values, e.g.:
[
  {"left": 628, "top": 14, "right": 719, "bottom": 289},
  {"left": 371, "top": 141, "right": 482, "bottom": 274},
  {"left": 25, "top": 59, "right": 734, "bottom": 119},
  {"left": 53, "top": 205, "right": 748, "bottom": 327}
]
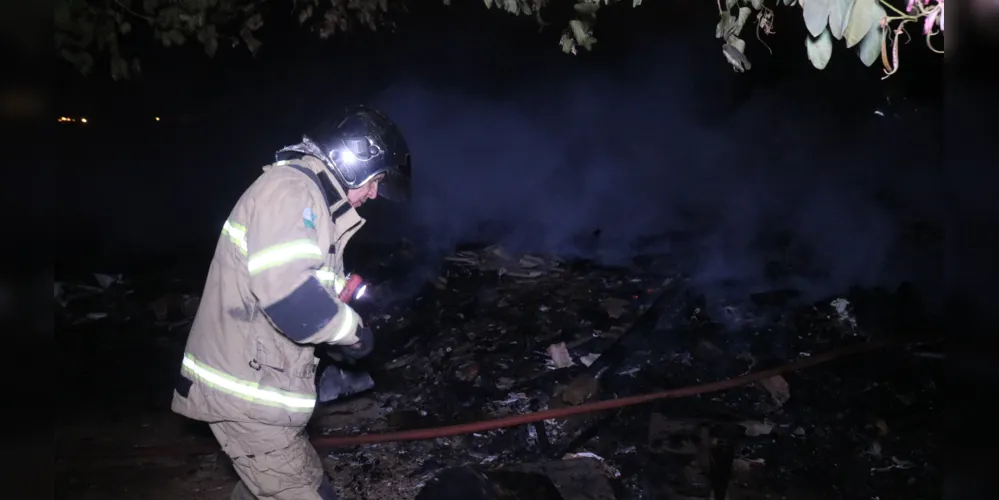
[
  {"left": 155, "top": 116, "right": 161, "bottom": 121},
  {"left": 80, "top": 117, "right": 88, "bottom": 123}
]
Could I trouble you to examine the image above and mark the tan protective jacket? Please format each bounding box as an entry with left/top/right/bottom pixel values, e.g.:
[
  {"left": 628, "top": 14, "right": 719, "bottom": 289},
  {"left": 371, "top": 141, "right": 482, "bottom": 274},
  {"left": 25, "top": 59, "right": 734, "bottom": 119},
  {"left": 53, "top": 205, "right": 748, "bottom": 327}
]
[{"left": 172, "top": 155, "right": 365, "bottom": 427}]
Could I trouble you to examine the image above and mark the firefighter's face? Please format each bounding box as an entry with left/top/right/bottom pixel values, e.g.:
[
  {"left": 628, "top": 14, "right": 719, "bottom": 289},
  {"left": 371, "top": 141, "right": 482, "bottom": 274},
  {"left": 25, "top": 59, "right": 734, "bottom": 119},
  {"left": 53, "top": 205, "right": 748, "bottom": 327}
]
[{"left": 347, "top": 174, "right": 384, "bottom": 208}]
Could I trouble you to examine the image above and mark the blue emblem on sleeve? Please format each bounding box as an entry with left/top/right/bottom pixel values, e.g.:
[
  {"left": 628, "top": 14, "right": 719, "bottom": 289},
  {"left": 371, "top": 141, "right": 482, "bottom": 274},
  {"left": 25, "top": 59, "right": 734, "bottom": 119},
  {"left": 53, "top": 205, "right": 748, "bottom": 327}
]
[{"left": 303, "top": 207, "right": 316, "bottom": 229}]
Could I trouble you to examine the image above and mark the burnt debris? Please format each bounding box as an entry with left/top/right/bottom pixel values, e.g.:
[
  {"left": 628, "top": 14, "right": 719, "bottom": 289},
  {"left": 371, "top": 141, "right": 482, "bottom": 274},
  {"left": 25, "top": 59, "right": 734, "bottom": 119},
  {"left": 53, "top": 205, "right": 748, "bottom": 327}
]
[{"left": 55, "top": 243, "right": 941, "bottom": 500}]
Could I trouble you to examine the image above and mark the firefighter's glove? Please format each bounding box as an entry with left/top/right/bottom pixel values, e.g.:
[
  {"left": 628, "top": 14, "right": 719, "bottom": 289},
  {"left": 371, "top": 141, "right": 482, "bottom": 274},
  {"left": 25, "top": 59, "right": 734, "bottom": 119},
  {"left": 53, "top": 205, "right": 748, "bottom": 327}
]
[{"left": 338, "top": 327, "right": 374, "bottom": 361}]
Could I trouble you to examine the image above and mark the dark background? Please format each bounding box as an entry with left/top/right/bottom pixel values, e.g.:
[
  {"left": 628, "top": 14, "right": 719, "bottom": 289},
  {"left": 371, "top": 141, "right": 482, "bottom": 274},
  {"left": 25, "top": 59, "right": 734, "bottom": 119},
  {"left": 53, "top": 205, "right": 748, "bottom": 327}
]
[
  {"left": 16, "top": 1, "right": 999, "bottom": 498},
  {"left": 54, "top": 2, "right": 943, "bottom": 314}
]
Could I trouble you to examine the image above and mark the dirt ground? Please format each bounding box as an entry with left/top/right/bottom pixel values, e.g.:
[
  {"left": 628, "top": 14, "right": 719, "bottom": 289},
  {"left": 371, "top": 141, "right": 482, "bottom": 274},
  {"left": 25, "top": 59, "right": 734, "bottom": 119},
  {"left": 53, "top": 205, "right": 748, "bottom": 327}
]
[{"left": 55, "top": 252, "right": 943, "bottom": 500}]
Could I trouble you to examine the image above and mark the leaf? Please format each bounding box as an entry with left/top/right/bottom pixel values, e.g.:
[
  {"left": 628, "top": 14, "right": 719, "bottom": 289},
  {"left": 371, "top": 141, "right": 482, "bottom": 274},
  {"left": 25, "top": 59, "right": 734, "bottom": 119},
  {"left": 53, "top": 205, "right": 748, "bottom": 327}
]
[
  {"left": 502, "top": 0, "right": 519, "bottom": 14},
  {"left": 783, "top": 0, "right": 796, "bottom": 5},
  {"left": 54, "top": 1, "right": 71, "bottom": 30},
  {"left": 802, "top": 0, "right": 831, "bottom": 38},
  {"left": 569, "top": 19, "right": 596, "bottom": 50},
  {"left": 722, "top": 43, "right": 751, "bottom": 72},
  {"left": 573, "top": 2, "right": 599, "bottom": 15},
  {"left": 203, "top": 25, "right": 218, "bottom": 57},
  {"left": 240, "top": 26, "right": 263, "bottom": 55},
  {"left": 735, "top": 7, "right": 751, "bottom": 33},
  {"left": 244, "top": 13, "right": 264, "bottom": 32},
  {"left": 120, "top": 21, "right": 132, "bottom": 35},
  {"left": 167, "top": 30, "right": 186, "bottom": 46},
  {"left": 318, "top": 21, "right": 335, "bottom": 39},
  {"left": 483, "top": 0, "right": 493, "bottom": 8},
  {"left": 60, "top": 49, "right": 95, "bottom": 76},
  {"left": 805, "top": 28, "right": 834, "bottom": 70},
  {"left": 177, "top": 13, "right": 202, "bottom": 31},
  {"left": 828, "top": 0, "right": 855, "bottom": 40},
  {"left": 843, "top": 0, "right": 875, "bottom": 48},
  {"left": 110, "top": 55, "right": 130, "bottom": 81},
  {"left": 157, "top": 6, "right": 182, "bottom": 28},
  {"left": 159, "top": 30, "right": 184, "bottom": 47},
  {"left": 726, "top": 0, "right": 738, "bottom": 9},
  {"left": 856, "top": 4, "right": 885, "bottom": 66},
  {"left": 715, "top": 12, "right": 731, "bottom": 38},
  {"left": 96, "top": 21, "right": 115, "bottom": 52},
  {"left": 750, "top": 0, "right": 763, "bottom": 10},
  {"left": 730, "top": 36, "right": 746, "bottom": 53},
  {"left": 78, "top": 17, "right": 95, "bottom": 48},
  {"left": 559, "top": 33, "right": 575, "bottom": 54},
  {"left": 298, "top": 5, "right": 313, "bottom": 24}
]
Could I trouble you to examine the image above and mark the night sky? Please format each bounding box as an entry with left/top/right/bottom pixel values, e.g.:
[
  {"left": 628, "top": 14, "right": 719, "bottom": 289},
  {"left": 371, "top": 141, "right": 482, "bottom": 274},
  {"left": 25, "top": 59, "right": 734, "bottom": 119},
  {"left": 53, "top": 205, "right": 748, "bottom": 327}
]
[{"left": 53, "top": 2, "right": 945, "bottom": 311}]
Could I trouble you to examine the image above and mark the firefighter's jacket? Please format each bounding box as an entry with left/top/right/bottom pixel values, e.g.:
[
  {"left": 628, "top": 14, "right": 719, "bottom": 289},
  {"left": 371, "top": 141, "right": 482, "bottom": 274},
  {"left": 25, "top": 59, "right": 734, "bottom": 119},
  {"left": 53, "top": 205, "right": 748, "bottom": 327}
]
[{"left": 172, "top": 155, "right": 365, "bottom": 427}]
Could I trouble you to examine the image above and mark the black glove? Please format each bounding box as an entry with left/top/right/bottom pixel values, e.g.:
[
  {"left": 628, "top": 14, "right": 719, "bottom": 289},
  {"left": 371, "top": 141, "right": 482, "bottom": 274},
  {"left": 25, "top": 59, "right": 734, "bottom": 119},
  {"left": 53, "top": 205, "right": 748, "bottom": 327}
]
[
  {"left": 336, "top": 327, "right": 374, "bottom": 361},
  {"left": 317, "top": 365, "right": 375, "bottom": 403}
]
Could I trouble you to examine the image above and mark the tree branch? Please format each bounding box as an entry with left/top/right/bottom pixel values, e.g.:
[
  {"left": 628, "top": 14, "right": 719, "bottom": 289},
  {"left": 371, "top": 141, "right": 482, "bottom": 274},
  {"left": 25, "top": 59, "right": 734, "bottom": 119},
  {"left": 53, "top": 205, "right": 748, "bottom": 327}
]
[{"left": 112, "top": 0, "right": 154, "bottom": 23}]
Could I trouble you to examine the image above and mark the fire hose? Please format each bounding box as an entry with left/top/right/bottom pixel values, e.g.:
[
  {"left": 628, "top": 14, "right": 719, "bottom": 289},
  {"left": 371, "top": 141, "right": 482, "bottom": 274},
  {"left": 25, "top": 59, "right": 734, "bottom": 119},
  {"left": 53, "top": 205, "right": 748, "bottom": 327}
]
[
  {"left": 315, "top": 338, "right": 903, "bottom": 448},
  {"left": 64, "top": 337, "right": 930, "bottom": 460}
]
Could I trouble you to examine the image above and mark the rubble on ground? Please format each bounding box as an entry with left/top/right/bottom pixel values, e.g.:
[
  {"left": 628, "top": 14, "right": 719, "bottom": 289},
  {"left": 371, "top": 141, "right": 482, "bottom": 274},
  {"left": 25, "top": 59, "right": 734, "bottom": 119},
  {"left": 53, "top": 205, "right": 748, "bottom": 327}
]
[
  {"left": 55, "top": 272, "right": 201, "bottom": 332},
  {"left": 444, "top": 244, "right": 563, "bottom": 279},
  {"left": 55, "top": 243, "right": 941, "bottom": 500}
]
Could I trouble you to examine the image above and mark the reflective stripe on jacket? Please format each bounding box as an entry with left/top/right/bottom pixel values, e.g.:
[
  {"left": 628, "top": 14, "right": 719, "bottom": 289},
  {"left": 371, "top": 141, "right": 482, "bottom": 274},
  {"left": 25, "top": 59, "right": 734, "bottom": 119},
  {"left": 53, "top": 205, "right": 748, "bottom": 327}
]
[{"left": 172, "top": 155, "right": 365, "bottom": 426}]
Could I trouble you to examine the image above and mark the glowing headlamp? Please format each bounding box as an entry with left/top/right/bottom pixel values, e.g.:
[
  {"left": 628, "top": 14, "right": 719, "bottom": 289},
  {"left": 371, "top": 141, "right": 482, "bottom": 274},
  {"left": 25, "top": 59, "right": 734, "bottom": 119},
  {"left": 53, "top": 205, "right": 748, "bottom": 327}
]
[
  {"left": 337, "top": 273, "right": 368, "bottom": 304},
  {"left": 339, "top": 149, "right": 357, "bottom": 165}
]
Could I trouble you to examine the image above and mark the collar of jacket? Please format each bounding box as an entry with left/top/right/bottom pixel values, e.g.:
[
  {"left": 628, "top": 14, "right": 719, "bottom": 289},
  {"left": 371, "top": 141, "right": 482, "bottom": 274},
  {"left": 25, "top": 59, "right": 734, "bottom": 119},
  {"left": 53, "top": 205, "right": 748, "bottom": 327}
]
[{"left": 266, "top": 155, "right": 365, "bottom": 231}]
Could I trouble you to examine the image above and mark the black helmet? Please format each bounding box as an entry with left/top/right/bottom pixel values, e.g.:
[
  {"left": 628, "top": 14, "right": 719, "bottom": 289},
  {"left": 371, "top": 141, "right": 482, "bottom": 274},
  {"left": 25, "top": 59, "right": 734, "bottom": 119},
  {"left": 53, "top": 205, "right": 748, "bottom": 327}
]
[{"left": 276, "top": 105, "right": 412, "bottom": 201}]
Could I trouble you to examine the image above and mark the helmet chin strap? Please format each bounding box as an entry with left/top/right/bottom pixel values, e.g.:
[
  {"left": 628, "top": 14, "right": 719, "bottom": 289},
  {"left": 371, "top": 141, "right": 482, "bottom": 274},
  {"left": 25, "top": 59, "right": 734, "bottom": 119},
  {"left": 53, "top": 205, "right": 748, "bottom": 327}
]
[{"left": 318, "top": 168, "right": 346, "bottom": 207}]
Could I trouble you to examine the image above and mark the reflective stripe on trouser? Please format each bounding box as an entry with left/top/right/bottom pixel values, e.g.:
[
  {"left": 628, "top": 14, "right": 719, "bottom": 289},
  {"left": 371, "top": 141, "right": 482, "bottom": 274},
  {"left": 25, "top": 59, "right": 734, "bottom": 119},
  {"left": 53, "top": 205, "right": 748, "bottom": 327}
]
[
  {"left": 210, "top": 421, "right": 329, "bottom": 500},
  {"left": 181, "top": 353, "right": 315, "bottom": 412}
]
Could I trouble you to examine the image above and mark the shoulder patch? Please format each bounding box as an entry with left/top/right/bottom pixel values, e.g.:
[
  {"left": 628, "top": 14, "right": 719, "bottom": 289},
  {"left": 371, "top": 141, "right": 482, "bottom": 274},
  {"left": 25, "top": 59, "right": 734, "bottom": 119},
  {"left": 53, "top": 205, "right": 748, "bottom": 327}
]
[{"left": 303, "top": 207, "right": 317, "bottom": 229}]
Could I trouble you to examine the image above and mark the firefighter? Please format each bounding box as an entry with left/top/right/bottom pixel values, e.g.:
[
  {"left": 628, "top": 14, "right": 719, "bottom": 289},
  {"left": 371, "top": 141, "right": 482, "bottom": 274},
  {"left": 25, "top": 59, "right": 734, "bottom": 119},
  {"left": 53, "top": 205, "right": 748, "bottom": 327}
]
[{"left": 171, "top": 105, "right": 411, "bottom": 500}]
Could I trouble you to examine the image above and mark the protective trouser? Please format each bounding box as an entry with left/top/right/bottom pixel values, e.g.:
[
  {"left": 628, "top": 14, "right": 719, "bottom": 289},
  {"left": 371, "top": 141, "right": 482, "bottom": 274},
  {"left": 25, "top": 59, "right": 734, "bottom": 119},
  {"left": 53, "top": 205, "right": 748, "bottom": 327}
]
[{"left": 209, "top": 421, "right": 338, "bottom": 500}]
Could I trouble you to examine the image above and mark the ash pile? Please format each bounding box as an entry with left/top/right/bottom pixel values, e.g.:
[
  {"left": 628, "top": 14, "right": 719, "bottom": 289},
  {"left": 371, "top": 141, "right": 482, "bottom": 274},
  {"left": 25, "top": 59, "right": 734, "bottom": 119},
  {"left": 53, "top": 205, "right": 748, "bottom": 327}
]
[{"left": 312, "top": 243, "right": 942, "bottom": 500}]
